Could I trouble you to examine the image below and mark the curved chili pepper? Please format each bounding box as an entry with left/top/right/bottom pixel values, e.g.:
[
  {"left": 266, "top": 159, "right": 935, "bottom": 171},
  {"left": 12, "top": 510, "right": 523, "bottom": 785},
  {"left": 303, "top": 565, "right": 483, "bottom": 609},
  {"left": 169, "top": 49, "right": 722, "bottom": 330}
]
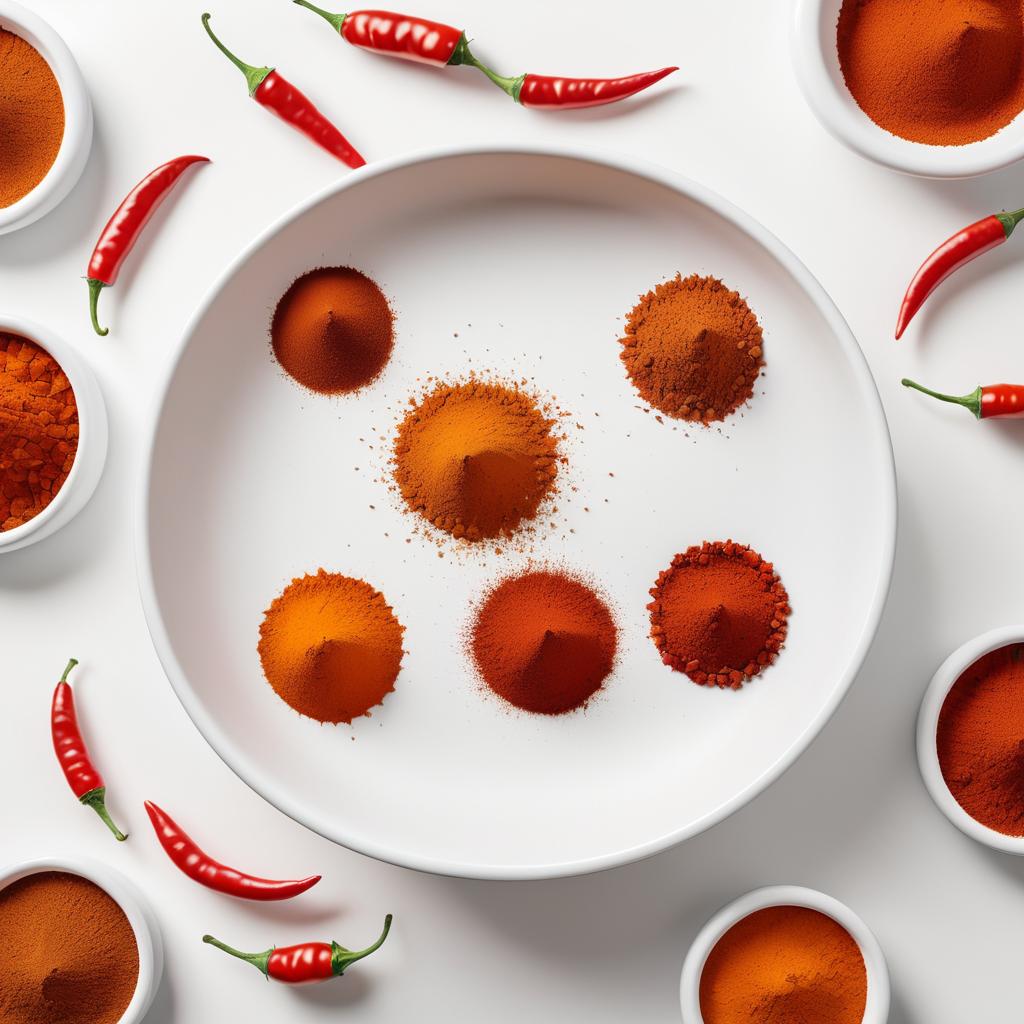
[
  {"left": 202, "top": 13, "right": 365, "bottom": 171},
  {"left": 895, "top": 206, "right": 1024, "bottom": 340},
  {"left": 902, "top": 378, "right": 1024, "bottom": 419},
  {"left": 295, "top": 2, "right": 463, "bottom": 65},
  {"left": 293, "top": 2, "right": 677, "bottom": 109},
  {"left": 203, "top": 915, "right": 393, "bottom": 983},
  {"left": 52, "top": 659, "right": 127, "bottom": 842},
  {"left": 144, "top": 801, "right": 321, "bottom": 901},
  {"left": 87, "top": 155, "right": 209, "bottom": 337}
]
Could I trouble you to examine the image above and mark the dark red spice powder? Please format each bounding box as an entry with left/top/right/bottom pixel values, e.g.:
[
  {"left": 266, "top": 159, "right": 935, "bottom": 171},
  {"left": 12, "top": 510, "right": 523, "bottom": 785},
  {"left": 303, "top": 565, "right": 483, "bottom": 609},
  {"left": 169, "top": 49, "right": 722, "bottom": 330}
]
[
  {"left": 648, "top": 540, "right": 789, "bottom": 689},
  {"left": 271, "top": 266, "right": 394, "bottom": 395},
  {"left": 937, "top": 643, "right": 1024, "bottom": 836},
  {"left": 470, "top": 568, "right": 617, "bottom": 714}
]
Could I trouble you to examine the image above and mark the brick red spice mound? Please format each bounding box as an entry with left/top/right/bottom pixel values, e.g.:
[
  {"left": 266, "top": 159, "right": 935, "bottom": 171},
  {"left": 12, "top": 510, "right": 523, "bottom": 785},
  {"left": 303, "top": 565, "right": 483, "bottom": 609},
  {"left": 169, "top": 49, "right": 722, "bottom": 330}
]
[
  {"left": 648, "top": 540, "right": 789, "bottom": 689},
  {"left": 620, "top": 274, "right": 763, "bottom": 424},
  {"left": 937, "top": 643, "right": 1024, "bottom": 835},
  {"left": 271, "top": 266, "right": 394, "bottom": 395},
  {"left": 470, "top": 569, "right": 617, "bottom": 714},
  {"left": 393, "top": 379, "right": 560, "bottom": 542}
]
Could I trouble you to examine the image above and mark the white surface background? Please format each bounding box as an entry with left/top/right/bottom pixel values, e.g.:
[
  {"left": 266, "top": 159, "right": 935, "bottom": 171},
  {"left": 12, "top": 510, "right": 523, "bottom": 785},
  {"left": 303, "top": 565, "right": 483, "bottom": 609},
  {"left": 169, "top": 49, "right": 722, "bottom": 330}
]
[{"left": 2, "top": 1, "right": 1023, "bottom": 1020}]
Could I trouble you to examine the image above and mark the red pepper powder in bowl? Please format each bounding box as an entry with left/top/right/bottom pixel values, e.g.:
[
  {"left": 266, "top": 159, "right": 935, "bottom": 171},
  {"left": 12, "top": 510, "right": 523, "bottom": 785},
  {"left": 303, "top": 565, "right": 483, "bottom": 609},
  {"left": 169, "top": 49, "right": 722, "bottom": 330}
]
[
  {"left": 648, "top": 540, "right": 789, "bottom": 688},
  {"left": 937, "top": 643, "right": 1024, "bottom": 835},
  {"left": 699, "top": 906, "right": 867, "bottom": 1024},
  {"left": 619, "top": 274, "right": 763, "bottom": 424},
  {"left": 0, "top": 332, "right": 79, "bottom": 532},
  {"left": 470, "top": 568, "right": 617, "bottom": 714},
  {"left": 271, "top": 266, "right": 394, "bottom": 395},
  {"left": 0, "top": 871, "right": 139, "bottom": 1024},
  {"left": 837, "top": 0, "right": 1024, "bottom": 146},
  {"left": 258, "top": 569, "right": 405, "bottom": 723}
]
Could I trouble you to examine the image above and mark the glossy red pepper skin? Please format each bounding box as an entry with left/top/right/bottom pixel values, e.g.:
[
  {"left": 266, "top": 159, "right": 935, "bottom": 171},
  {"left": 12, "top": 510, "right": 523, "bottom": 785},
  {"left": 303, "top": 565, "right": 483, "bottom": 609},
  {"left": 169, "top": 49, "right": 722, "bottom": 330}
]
[
  {"left": 204, "top": 915, "right": 393, "bottom": 983},
  {"left": 52, "top": 660, "right": 128, "bottom": 842},
  {"left": 144, "top": 801, "right": 321, "bottom": 901},
  {"left": 902, "top": 378, "right": 1024, "bottom": 419},
  {"left": 517, "top": 67, "right": 678, "bottom": 109},
  {"left": 895, "top": 208, "right": 1024, "bottom": 339},
  {"left": 294, "top": 3, "right": 465, "bottom": 65},
  {"left": 292, "top": 3, "right": 677, "bottom": 108},
  {"left": 86, "top": 155, "right": 209, "bottom": 336},
  {"left": 202, "top": 14, "right": 365, "bottom": 169}
]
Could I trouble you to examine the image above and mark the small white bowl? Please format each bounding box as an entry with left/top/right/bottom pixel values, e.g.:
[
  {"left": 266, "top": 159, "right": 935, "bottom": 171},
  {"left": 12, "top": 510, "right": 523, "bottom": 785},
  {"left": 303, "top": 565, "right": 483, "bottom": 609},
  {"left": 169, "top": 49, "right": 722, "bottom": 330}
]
[
  {"left": 0, "top": 315, "right": 107, "bottom": 553},
  {"left": 0, "top": 857, "right": 163, "bottom": 1024},
  {"left": 680, "top": 885, "right": 890, "bottom": 1023},
  {"left": 917, "top": 625, "right": 1024, "bottom": 854},
  {"left": 0, "top": 0, "right": 93, "bottom": 234},
  {"left": 791, "top": 0, "right": 1024, "bottom": 178}
]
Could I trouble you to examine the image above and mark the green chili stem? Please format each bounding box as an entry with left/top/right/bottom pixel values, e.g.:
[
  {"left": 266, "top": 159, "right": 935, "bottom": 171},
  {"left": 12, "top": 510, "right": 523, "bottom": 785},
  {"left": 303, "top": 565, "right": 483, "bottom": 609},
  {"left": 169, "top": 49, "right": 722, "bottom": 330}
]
[
  {"left": 450, "top": 39, "right": 524, "bottom": 101},
  {"left": 61, "top": 658, "right": 78, "bottom": 682},
  {"left": 203, "top": 935, "right": 272, "bottom": 977},
  {"left": 901, "top": 378, "right": 982, "bottom": 419},
  {"left": 332, "top": 914, "right": 393, "bottom": 974},
  {"left": 81, "top": 787, "right": 128, "bottom": 842},
  {"left": 292, "top": 0, "right": 346, "bottom": 33},
  {"left": 88, "top": 280, "right": 108, "bottom": 337},
  {"left": 997, "top": 206, "right": 1024, "bottom": 237},
  {"left": 201, "top": 13, "right": 273, "bottom": 96}
]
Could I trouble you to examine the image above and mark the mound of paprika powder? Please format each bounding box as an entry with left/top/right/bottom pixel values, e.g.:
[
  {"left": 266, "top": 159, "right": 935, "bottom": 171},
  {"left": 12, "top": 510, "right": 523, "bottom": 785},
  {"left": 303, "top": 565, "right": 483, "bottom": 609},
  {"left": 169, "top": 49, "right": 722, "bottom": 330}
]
[
  {"left": 470, "top": 569, "right": 617, "bottom": 714},
  {"left": 271, "top": 266, "right": 394, "bottom": 395},
  {"left": 620, "top": 274, "right": 764, "bottom": 424},
  {"left": 258, "top": 569, "right": 405, "bottom": 723},
  {"left": 649, "top": 540, "right": 789, "bottom": 689},
  {"left": 393, "top": 378, "right": 561, "bottom": 542}
]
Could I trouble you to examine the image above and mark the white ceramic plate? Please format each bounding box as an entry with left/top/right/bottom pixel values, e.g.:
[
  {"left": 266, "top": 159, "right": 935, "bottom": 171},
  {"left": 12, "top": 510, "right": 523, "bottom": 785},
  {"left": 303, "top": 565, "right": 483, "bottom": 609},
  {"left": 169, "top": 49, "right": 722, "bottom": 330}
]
[{"left": 139, "top": 146, "right": 895, "bottom": 879}]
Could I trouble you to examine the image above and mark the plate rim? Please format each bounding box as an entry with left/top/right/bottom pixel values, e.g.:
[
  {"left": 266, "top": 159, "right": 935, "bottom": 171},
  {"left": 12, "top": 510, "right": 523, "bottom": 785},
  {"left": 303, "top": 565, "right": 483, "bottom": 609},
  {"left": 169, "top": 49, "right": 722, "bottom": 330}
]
[{"left": 135, "top": 142, "right": 897, "bottom": 880}]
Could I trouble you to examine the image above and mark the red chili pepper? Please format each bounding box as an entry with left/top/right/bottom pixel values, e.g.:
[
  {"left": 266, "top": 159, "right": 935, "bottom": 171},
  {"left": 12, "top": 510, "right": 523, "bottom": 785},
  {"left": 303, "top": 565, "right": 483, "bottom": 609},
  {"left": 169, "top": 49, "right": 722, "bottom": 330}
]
[
  {"left": 144, "top": 801, "right": 321, "bottom": 901},
  {"left": 895, "top": 207, "right": 1024, "bottom": 340},
  {"left": 51, "top": 659, "right": 127, "bottom": 842},
  {"left": 293, "top": 2, "right": 677, "bottom": 109},
  {"left": 203, "top": 915, "right": 392, "bottom": 983},
  {"left": 87, "top": 155, "right": 209, "bottom": 337},
  {"left": 902, "top": 377, "right": 1024, "bottom": 419},
  {"left": 202, "top": 13, "right": 365, "bottom": 171}
]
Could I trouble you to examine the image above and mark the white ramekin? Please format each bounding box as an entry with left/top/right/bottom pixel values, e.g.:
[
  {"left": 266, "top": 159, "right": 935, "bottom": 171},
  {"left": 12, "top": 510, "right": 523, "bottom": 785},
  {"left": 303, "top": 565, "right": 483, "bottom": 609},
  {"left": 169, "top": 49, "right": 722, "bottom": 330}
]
[
  {"left": 791, "top": 0, "right": 1024, "bottom": 178},
  {"left": 917, "top": 625, "right": 1024, "bottom": 855},
  {"left": 0, "top": 857, "right": 163, "bottom": 1024},
  {"left": 0, "top": 315, "right": 107, "bottom": 553},
  {"left": 680, "top": 885, "right": 890, "bottom": 1023},
  {"left": 0, "top": 0, "right": 93, "bottom": 234}
]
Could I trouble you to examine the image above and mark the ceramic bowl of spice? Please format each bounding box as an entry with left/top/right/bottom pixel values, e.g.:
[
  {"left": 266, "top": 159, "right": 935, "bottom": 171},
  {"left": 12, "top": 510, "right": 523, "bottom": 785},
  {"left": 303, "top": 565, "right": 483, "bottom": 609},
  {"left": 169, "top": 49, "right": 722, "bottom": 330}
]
[
  {"left": 0, "top": 0, "right": 93, "bottom": 234},
  {"left": 917, "top": 625, "right": 1024, "bottom": 854},
  {"left": 0, "top": 315, "right": 107, "bottom": 553},
  {"left": 0, "top": 857, "right": 162, "bottom": 1024},
  {"left": 680, "top": 885, "right": 890, "bottom": 1024},
  {"left": 792, "top": 0, "right": 1024, "bottom": 177}
]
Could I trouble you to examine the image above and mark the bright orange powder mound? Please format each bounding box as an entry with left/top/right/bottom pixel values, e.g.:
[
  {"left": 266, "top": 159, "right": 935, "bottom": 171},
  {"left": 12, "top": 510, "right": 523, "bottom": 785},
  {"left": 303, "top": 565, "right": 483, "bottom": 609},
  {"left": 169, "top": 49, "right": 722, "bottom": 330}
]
[
  {"left": 837, "top": 0, "right": 1024, "bottom": 145},
  {"left": 699, "top": 906, "right": 867, "bottom": 1024},
  {"left": 258, "top": 570, "right": 405, "bottom": 724},
  {"left": 393, "top": 379, "right": 560, "bottom": 542}
]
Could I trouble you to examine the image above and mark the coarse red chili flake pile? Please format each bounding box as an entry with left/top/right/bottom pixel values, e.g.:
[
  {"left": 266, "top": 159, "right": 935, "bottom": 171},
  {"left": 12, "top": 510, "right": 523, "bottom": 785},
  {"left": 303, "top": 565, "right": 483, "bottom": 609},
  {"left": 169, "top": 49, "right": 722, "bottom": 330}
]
[
  {"left": 648, "top": 540, "right": 789, "bottom": 688},
  {"left": 0, "top": 332, "right": 79, "bottom": 532}
]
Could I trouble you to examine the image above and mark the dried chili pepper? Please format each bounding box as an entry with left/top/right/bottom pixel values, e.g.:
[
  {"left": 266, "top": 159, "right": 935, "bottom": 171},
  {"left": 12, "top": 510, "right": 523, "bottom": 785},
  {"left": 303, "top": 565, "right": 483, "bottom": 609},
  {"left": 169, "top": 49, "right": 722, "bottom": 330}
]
[
  {"left": 895, "top": 206, "right": 1024, "bottom": 339},
  {"left": 87, "top": 155, "right": 209, "bottom": 336},
  {"left": 203, "top": 915, "right": 392, "bottom": 983},
  {"left": 902, "top": 377, "right": 1024, "bottom": 419},
  {"left": 51, "top": 659, "right": 127, "bottom": 842},
  {"left": 293, "top": 2, "right": 677, "bottom": 109},
  {"left": 144, "top": 801, "right": 321, "bottom": 901},
  {"left": 202, "top": 13, "right": 365, "bottom": 170}
]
